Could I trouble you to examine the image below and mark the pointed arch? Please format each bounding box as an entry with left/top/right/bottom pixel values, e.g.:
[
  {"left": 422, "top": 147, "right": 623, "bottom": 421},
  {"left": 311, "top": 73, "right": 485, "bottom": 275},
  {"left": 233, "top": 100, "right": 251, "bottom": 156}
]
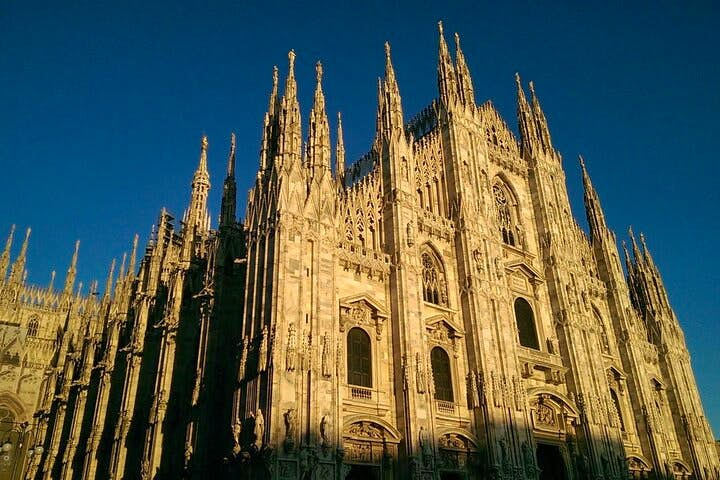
[
  {"left": 492, "top": 175, "right": 522, "bottom": 247},
  {"left": 430, "top": 346, "right": 454, "bottom": 402},
  {"left": 27, "top": 317, "right": 39, "bottom": 338},
  {"left": 514, "top": 297, "right": 539, "bottom": 349},
  {"left": 420, "top": 244, "right": 448, "bottom": 307}
]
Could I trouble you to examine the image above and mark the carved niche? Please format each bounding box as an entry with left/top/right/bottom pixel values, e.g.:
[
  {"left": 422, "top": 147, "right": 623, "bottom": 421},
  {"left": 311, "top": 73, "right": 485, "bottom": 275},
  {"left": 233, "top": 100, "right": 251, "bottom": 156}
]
[{"left": 339, "top": 296, "right": 388, "bottom": 340}]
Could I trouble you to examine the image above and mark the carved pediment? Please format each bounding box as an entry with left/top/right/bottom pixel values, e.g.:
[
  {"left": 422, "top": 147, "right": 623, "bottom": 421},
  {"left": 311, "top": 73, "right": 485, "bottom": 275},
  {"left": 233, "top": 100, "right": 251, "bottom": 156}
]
[
  {"left": 339, "top": 295, "right": 388, "bottom": 339},
  {"left": 505, "top": 260, "right": 543, "bottom": 288},
  {"left": 426, "top": 316, "right": 463, "bottom": 344}
]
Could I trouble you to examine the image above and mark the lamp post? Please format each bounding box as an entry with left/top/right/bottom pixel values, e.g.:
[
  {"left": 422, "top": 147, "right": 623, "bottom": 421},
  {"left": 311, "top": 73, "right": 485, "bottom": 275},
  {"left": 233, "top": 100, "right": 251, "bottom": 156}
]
[{"left": 0, "top": 420, "right": 29, "bottom": 480}]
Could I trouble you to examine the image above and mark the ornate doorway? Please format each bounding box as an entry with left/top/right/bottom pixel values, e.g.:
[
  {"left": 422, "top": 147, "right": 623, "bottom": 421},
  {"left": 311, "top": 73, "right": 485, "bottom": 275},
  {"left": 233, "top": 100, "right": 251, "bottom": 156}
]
[
  {"left": 536, "top": 443, "right": 567, "bottom": 480},
  {"left": 345, "top": 464, "right": 380, "bottom": 479}
]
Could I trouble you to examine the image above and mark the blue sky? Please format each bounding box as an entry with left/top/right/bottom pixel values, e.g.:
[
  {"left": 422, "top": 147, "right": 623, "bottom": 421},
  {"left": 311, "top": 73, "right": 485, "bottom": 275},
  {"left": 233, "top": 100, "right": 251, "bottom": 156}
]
[{"left": 1, "top": 1, "right": 719, "bottom": 435}]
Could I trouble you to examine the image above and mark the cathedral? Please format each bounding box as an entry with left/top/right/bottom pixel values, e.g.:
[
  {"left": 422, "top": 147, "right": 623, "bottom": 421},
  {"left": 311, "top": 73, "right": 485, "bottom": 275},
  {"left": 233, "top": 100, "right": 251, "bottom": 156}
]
[{"left": 0, "top": 23, "right": 717, "bottom": 480}]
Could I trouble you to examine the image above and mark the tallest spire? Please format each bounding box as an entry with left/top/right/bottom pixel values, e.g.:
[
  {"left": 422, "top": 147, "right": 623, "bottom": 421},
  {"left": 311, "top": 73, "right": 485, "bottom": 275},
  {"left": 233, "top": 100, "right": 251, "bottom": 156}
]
[{"left": 186, "top": 135, "right": 211, "bottom": 234}]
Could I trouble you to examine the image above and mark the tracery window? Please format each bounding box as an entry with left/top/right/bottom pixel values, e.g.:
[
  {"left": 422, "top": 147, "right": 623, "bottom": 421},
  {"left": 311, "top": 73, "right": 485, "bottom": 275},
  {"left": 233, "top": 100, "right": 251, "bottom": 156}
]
[
  {"left": 421, "top": 250, "right": 448, "bottom": 307},
  {"left": 493, "top": 182, "right": 519, "bottom": 247},
  {"left": 27, "top": 318, "right": 39, "bottom": 337},
  {"left": 347, "top": 327, "right": 372, "bottom": 388},
  {"left": 514, "top": 297, "right": 539, "bottom": 350},
  {"left": 430, "top": 346, "right": 454, "bottom": 402}
]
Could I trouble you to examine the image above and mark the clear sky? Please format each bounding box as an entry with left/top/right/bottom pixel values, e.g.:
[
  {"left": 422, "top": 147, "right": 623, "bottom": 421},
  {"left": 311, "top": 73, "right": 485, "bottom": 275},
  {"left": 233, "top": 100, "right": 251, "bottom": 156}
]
[{"left": 1, "top": 1, "right": 718, "bottom": 435}]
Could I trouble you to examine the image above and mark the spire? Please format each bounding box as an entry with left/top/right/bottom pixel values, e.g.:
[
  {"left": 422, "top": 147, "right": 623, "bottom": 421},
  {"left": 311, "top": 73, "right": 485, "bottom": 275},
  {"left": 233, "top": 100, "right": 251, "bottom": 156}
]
[
  {"left": 580, "top": 155, "right": 609, "bottom": 242},
  {"left": 220, "top": 133, "right": 237, "bottom": 228},
  {"left": 437, "top": 21, "right": 458, "bottom": 104},
  {"left": 104, "top": 259, "right": 116, "bottom": 300},
  {"left": 0, "top": 224, "right": 15, "bottom": 281},
  {"left": 61, "top": 240, "right": 80, "bottom": 296},
  {"left": 9, "top": 227, "right": 30, "bottom": 284},
  {"left": 128, "top": 234, "right": 138, "bottom": 278},
  {"left": 260, "top": 67, "right": 280, "bottom": 172},
  {"left": 307, "top": 61, "right": 331, "bottom": 172},
  {"left": 187, "top": 136, "right": 211, "bottom": 233},
  {"left": 628, "top": 226, "right": 642, "bottom": 266},
  {"left": 268, "top": 65, "right": 280, "bottom": 120},
  {"left": 335, "top": 112, "right": 345, "bottom": 184},
  {"left": 48, "top": 270, "right": 56, "bottom": 293},
  {"left": 454, "top": 32, "right": 475, "bottom": 106},
  {"left": 528, "top": 81, "right": 554, "bottom": 152},
  {"left": 515, "top": 73, "right": 537, "bottom": 158},
  {"left": 278, "top": 50, "right": 302, "bottom": 160},
  {"left": 193, "top": 135, "right": 210, "bottom": 187},
  {"left": 377, "top": 42, "right": 403, "bottom": 136}
]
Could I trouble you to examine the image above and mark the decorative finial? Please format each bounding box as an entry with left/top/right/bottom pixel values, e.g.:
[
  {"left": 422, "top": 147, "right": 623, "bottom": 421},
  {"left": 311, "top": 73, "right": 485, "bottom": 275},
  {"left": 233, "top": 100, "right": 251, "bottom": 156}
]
[
  {"left": 201, "top": 135, "right": 208, "bottom": 151},
  {"left": 384, "top": 41, "right": 391, "bottom": 59},
  {"left": 316, "top": 61, "right": 323, "bottom": 84},
  {"left": 579, "top": 154, "right": 586, "bottom": 170},
  {"left": 438, "top": 21, "right": 444, "bottom": 35},
  {"left": 272, "top": 65, "right": 279, "bottom": 84},
  {"left": 528, "top": 81, "right": 536, "bottom": 96},
  {"left": 454, "top": 32, "right": 460, "bottom": 48},
  {"left": 515, "top": 72, "right": 522, "bottom": 88},
  {"left": 288, "top": 50, "right": 296, "bottom": 73}
]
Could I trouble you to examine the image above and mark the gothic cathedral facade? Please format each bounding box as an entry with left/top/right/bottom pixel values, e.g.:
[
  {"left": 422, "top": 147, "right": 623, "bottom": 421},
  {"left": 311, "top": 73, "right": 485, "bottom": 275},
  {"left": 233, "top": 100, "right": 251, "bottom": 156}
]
[{"left": 0, "top": 23, "right": 717, "bottom": 480}]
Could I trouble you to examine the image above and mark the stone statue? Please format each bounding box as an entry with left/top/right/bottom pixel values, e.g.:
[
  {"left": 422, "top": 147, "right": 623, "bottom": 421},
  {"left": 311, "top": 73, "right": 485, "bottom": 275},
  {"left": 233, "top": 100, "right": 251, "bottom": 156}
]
[
  {"left": 285, "top": 323, "right": 296, "bottom": 372},
  {"left": 406, "top": 221, "right": 415, "bottom": 246},
  {"left": 521, "top": 441, "right": 535, "bottom": 477},
  {"left": 415, "top": 352, "right": 426, "bottom": 393},
  {"left": 321, "top": 334, "right": 332, "bottom": 377},
  {"left": 283, "top": 408, "right": 296, "bottom": 452},
  {"left": 320, "top": 415, "right": 330, "bottom": 446},
  {"left": 253, "top": 409, "right": 264, "bottom": 449},
  {"left": 468, "top": 370, "right": 480, "bottom": 408},
  {"left": 257, "top": 326, "right": 268, "bottom": 373},
  {"left": 232, "top": 420, "right": 241, "bottom": 456},
  {"left": 419, "top": 426, "right": 431, "bottom": 458}
]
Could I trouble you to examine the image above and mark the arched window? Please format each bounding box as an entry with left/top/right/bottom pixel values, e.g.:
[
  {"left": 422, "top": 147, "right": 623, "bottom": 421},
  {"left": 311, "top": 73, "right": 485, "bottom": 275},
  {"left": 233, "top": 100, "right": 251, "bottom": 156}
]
[
  {"left": 430, "top": 347, "right": 453, "bottom": 402},
  {"left": 421, "top": 250, "right": 448, "bottom": 307},
  {"left": 514, "top": 298, "right": 539, "bottom": 350},
  {"left": 610, "top": 389, "right": 625, "bottom": 431},
  {"left": 27, "top": 318, "right": 39, "bottom": 337},
  {"left": 493, "top": 181, "right": 519, "bottom": 247},
  {"left": 347, "top": 328, "right": 372, "bottom": 388}
]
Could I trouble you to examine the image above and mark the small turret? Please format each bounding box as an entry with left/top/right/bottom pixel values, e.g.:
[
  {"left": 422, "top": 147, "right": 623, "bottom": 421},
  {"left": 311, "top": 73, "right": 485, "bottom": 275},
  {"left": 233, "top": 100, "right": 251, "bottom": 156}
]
[
  {"left": 260, "top": 67, "right": 280, "bottom": 171},
  {"left": 0, "top": 224, "right": 15, "bottom": 281}
]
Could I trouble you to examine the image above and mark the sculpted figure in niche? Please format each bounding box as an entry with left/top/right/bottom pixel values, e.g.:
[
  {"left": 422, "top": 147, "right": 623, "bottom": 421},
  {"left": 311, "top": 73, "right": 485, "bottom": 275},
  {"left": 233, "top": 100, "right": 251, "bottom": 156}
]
[
  {"left": 419, "top": 426, "right": 431, "bottom": 458},
  {"left": 286, "top": 323, "right": 297, "bottom": 372},
  {"left": 320, "top": 415, "right": 331, "bottom": 447},
  {"left": 257, "top": 325, "right": 268, "bottom": 373},
  {"left": 253, "top": 409, "right": 264, "bottom": 449}
]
